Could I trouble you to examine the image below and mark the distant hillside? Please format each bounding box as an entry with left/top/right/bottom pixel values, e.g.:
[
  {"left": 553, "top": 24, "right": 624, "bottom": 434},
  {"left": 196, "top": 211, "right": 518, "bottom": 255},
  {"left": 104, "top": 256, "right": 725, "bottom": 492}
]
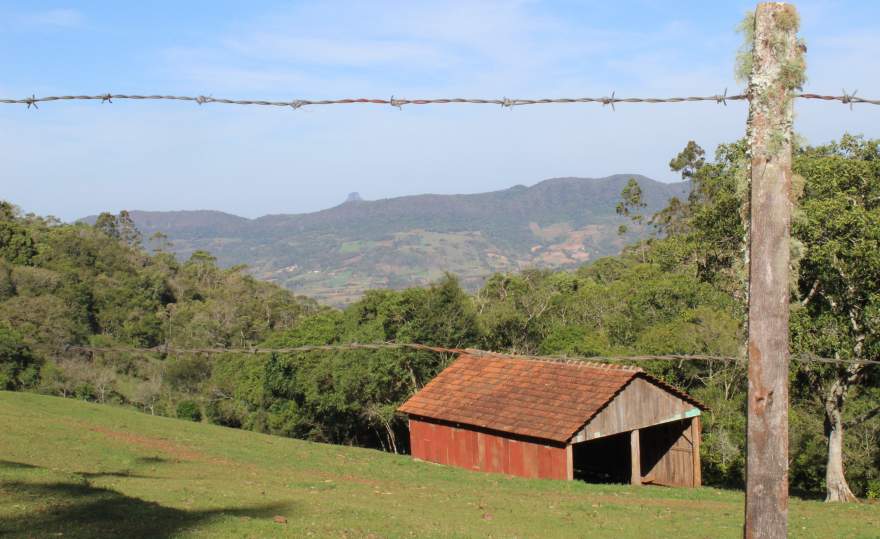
[{"left": 84, "top": 175, "right": 689, "bottom": 305}]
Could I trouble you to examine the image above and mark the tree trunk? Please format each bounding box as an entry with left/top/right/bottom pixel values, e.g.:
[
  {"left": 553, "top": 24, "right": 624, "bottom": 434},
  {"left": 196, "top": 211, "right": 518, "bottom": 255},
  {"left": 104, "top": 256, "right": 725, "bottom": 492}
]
[
  {"left": 382, "top": 418, "right": 398, "bottom": 455},
  {"left": 823, "top": 379, "right": 858, "bottom": 502}
]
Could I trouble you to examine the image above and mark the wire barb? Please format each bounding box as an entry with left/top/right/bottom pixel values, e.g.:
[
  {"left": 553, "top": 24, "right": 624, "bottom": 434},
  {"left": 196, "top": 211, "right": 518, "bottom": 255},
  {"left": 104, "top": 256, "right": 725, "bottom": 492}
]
[
  {"left": 841, "top": 88, "right": 858, "bottom": 110},
  {"left": 602, "top": 91, "right": 616, "bottom": 111},
  {"left": 101, "top": 93, "right": 113, "bottom": 104},
  {"left": 389, "top": 95, "right": 404, "bottom": 109},
  {"left": 25, "top": 94, "right": 38, "bottom": 110},
  {"left": 716, "top": 88, "right": 728, "bottom": 106}
]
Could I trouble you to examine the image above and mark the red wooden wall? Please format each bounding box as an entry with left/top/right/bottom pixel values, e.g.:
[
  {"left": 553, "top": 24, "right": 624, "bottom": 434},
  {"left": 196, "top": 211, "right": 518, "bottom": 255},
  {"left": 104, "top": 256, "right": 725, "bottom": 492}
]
[{"left": 408, "top": 418, "right": 570, "bottom": 480}]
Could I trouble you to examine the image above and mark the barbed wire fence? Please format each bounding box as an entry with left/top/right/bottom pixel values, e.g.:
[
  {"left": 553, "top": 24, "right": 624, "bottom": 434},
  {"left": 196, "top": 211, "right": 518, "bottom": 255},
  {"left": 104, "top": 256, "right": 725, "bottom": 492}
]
[
  {"left": 1, "top": 90, "right": 877, "bottom": 110},
  {"left": 8, "top": 87, "right": 878, "bottom": 372},
  {"left": 62, "top": 343, "right": 880, "bottom": 367}
]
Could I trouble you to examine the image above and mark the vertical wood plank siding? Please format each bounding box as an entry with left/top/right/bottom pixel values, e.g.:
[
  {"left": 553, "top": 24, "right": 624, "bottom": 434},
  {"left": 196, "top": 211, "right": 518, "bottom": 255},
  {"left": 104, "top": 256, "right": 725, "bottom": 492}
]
[
  {"left": 639, "top": 419, "right": 698, "bottom": 488},
  {"left": 409, "top": 418, "right": 569, "bottom": 480}
]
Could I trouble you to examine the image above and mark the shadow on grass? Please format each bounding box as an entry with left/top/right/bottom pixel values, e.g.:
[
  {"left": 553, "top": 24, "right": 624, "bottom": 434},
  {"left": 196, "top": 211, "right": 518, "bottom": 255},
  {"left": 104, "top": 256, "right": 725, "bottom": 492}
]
[
  {"left": 0, "top": 462, "right": 295, "bottom": 539},
  {"left": 77, "top": 470, "right": 158, "bottom": 480},
  {"left": 0, "top": 460, "right": 39, "bottom": 470},
  {"left": 0, "top": 459, "right": 156, "bottom": 481}
]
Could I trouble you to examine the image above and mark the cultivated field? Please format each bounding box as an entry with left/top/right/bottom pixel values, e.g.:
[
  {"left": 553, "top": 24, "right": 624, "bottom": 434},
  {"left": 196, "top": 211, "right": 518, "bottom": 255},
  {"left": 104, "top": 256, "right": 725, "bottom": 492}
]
[{"left": 0, "top": 392, "right": 876, "bottom": 538}]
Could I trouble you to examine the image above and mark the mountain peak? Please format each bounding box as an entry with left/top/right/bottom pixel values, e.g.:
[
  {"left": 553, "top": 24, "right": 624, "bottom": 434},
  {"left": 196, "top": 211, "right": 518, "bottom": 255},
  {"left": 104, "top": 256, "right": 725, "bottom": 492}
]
[{"left": 345, "top": 192, "right": 364, "bottom": 203}]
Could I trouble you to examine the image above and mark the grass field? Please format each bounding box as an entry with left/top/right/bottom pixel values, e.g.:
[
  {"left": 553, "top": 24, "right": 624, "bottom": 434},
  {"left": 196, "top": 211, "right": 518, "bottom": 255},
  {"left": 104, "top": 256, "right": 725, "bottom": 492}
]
[{"left": 1, "top": 392, "right": 877, "bottom": 538}]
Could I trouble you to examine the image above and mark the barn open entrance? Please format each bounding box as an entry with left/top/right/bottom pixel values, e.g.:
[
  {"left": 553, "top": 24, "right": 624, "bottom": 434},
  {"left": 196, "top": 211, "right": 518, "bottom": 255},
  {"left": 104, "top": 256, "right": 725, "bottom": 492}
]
[
  {"left": 571, "top": 431, "right": 631, "bottom": 484},
  {"left": 571, "top": 419, "right": 694, "bottom": 486}
]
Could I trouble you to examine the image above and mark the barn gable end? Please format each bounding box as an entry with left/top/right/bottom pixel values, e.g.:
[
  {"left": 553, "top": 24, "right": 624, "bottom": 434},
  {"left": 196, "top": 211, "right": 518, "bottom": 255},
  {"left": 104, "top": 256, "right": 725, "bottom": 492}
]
[{"left": 570, "top": 376, "right": 701, "bottom": 444}]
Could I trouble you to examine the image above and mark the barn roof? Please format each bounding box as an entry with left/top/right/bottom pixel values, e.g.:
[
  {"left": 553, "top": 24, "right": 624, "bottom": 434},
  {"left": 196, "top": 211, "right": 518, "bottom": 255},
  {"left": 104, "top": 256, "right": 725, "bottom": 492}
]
[{"left": 398, "top": 354, "right": 704, "bottom": 443}]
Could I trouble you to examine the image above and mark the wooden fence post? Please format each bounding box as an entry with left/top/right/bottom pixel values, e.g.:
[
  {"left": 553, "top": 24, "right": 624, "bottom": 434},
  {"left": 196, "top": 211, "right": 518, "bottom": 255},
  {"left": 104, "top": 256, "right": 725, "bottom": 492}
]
[{"left": 744, "top": 3, "right": 800, "bottom": 538}]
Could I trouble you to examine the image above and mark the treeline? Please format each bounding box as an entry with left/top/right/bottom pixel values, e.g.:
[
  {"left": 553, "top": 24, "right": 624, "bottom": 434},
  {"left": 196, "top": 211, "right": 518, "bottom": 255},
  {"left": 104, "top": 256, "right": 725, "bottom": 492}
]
[{"left": 0, "top": 135, "right": 877, "bottom": 501}]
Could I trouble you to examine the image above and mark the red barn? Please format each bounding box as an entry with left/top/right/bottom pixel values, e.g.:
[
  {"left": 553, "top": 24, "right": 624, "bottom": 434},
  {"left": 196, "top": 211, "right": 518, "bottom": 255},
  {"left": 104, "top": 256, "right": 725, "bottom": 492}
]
[{"left": 398, "top": 354, "right": 705, "bottom": 487}]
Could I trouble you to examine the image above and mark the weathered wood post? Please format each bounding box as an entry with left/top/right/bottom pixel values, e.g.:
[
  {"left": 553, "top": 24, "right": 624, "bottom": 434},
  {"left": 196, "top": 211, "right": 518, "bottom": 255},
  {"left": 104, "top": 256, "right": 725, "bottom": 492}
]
[
  {"left": 744, "top": 3, "right": 802, "bottom": 538},
  {"left": 691, "top": 417, "right": 701, "bottom": 488},
  {"left": 630, "top": 429, "right": 641, "bottom": 485}
]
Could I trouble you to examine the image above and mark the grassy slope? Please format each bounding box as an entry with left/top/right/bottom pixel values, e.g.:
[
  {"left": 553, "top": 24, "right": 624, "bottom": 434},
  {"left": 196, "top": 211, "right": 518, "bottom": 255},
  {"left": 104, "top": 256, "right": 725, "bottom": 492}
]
[{"left": 1, "top": 393, "right": 876, "bottom": 539}]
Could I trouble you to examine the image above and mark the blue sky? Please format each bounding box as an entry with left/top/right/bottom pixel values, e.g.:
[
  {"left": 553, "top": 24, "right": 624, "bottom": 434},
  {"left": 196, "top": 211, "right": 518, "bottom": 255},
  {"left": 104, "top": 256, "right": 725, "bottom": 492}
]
[{"left": 2, "top": 1, "right": 879, "bottom": 221}]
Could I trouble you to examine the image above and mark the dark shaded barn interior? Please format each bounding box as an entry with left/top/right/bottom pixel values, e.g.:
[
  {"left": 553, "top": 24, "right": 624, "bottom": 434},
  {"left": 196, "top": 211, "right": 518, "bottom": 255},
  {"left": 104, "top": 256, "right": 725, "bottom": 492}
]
[{"left": 572, "top": 431, "right": 631, "bottom": 483}]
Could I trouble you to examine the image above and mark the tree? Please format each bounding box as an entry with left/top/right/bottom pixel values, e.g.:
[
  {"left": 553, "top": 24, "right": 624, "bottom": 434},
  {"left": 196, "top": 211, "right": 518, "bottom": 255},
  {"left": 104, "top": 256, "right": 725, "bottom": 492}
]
[
  {"left": 93, "top": 211, "right": 141, "bottom": 247},
  {"left": 669, "top": 140, "right": 706, "bottom": 179},
  {"left": 94, "top": 212, "right": 119, "bottom": 239},
  {"left": 149, "top": 231, "right": 172, "bottom": 253},
  {"left": 0, "top": 326, "right": 38, "bottom": 390},
  {"left": 791, "top": 135, "right": 880, "bottom": 502},
  {"left": 650, "top": 196, "right": 689, "bottom": 237},
  {"left": 91, "top": 365, "right": 118, "bottom": 404},
  {"left": 660, "top": 140, "right": 749, "bottom": 293},
  {"left": 117, "top": 210, "right": 142, "bottom": 247},
  {"left": 650, "top": 141, "right": 707, "bottom": 237},
  {"left": 131, "top": 365, "right": 163, "bottom": 415},
  {"left": 0, "top": 202, "right": 36, "bottom": 266},
  {"left": 616, "top": 178, "right": 649, "bottom": 263},
  {"left": 615, "top": 177, "right": 646, "bottom": 235}
]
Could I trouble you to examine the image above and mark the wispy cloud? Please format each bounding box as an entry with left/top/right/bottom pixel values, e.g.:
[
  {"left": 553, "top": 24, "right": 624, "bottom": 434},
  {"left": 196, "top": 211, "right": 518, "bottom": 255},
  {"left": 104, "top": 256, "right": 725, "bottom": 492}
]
[
  {"left": 223, "top": 35, "right": 454, "bottom": 68},
  {"left": 161, "top": 0, "right": 730, "bottom": 99},
  {"left": 20, "top": 8, "right": 84, "bottom": 29}
]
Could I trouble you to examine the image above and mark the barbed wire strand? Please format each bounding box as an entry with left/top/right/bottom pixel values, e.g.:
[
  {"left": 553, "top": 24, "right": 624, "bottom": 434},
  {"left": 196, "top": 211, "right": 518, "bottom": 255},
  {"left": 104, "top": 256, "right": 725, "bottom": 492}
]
[
  {"left": 2, "top": 91, "right": 878, "bottom": 110},
  {"left": 63, "top": 343, "right": 880, "bottom": 366}
]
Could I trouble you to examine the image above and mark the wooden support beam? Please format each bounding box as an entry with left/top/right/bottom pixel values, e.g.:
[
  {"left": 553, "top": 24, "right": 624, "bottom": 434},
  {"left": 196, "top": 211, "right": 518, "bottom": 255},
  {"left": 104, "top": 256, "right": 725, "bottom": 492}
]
[
  {"left": 692, "top": 416, "right": 702, "bottom": 488},
  {"left": 630, "top": 429, "right": 641, "bottom": 486},
  {"left": 745, "top": 3, "right": 799, "bottom": 538},
  {"left": 565, "top": 444, "right": 574, "bottom": 480}
]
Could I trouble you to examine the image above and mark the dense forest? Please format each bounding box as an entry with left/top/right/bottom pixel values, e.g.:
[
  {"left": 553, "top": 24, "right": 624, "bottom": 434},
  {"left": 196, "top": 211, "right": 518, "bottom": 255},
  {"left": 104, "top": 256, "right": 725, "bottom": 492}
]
[{"left": 0, "top": 135, "right": 877, "bottom": 501}]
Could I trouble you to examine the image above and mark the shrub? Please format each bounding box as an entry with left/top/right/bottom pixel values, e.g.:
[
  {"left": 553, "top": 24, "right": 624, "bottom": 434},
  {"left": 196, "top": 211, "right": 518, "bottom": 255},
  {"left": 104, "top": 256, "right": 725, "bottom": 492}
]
[
  {"left": 176, "top": 400, "right": 202, "bottom": 422},
  {"left": 0, "top": 326, "right": 38, "bottom": 390},
  {"left": 867, "top": 480, "right": 880, "bottom": 500}
]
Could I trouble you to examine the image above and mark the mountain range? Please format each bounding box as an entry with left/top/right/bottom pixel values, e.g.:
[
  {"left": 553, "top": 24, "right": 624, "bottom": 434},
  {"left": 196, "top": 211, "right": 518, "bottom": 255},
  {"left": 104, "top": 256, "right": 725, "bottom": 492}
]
[{"left": 86, "top": 175, "right": 689, "bottom": 305}]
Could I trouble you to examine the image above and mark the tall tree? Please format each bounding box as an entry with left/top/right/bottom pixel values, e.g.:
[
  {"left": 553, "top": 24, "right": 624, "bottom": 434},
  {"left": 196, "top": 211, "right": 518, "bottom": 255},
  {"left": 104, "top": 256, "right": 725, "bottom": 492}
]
[
  {"left": 0, "top": 202, "right": 36, "bottom": 266},
  {"left": 149, "top": 231, "right": 172, "bottom": 253},
  {"left": 615, "top": 177, "right": 646, "bottom": 235},
  {"left": 117, "top": 210, "right": 142, "bottom": 247},
  {"left": 616, "top": 178, "right": 649, "bottom": 263},
  {"left": 791, "top": 135, "right": 880, "bottom": 502},
  {"left": 93, "top": 212, "right": 119, "bottom": 239},
  {"left": 652, "top": 141, "right": 707, "bottom": 237},
  {"left": 669, "top": 140, "right": 706, "bottom": 180}
]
